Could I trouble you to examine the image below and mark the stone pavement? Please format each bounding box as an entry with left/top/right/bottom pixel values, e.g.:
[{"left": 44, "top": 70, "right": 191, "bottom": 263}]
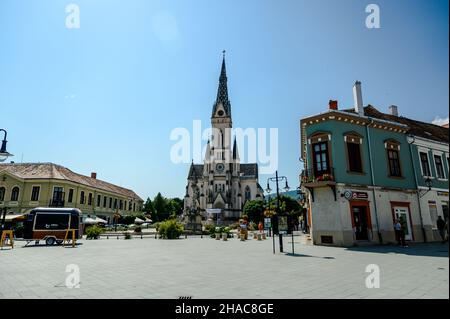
[{"left": 0, "top": 235, "right": 448, "bottom": 299}]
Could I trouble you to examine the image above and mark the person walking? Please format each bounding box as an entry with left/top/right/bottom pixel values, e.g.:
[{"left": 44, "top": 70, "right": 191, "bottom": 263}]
[
  {"left": 436, "top": 216, "right": 447, "bottom": 243},
  {"left": 394, "top": 219, "right": 402, "bottom": 246},
  {"left": 394, "top": 219, "right": 407, "bottom": 247}
]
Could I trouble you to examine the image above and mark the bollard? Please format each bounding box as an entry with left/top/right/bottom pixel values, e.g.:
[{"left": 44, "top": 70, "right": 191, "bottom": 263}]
[
  {"left": 117, "top": 235, "right": 119, "bottom": 240},
  {"left": 107, "top": 235, "right": 109, "bottom": 239},
  {"left": 141, "top": 234, "right": 143, "bottom": 239}
]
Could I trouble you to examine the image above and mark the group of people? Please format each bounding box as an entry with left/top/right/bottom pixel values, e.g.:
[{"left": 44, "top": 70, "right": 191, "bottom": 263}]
[{"left": 395, "top": 215, "right": 448, "bottom": 247}]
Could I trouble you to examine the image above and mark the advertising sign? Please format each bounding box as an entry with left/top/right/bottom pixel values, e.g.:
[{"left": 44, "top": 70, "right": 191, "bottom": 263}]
[
  {"left": 264, "top": 218, "right": 271, "bottom": 229},
  {"left": 278, "top": 216, "right": 288, "bottom": 234}
]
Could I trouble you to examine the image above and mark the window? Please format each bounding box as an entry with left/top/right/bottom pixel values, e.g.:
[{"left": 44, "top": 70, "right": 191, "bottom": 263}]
[
  {"left": 109, "top": 197, "right": 112, "bottom": 208},
  {"left": 88, "top": 193, "right": 93, "bottom": 206},
  {"left": 133, "top": 203, "right": 136, "bottom": 212},
  {"left": 245, "top": 186, "right": 251, "bottom": 201},
  {"left": 68, "top": 189, "right": 74, "bottom": 203},
  {"left": 347, "top": 142, "right": 363, "bottom": 173},
  {"left": 434, "top": 155, "right": 445, "bottom": 179},
  {"left": 312, "top": 142, "right": 330, "bottom": 176},
  {"left": 31, "top": 186, "right": 40, "bottom": 201},
  {"left": 387, "top": 149, "right": 402, "bottom": 177},
  {"left": 0, "top": 187, "right": 5, "bottom": 201},
  {"left": 420, "top": 152, "right": 431, "bottom": 177},
  {"left": 119, "top": 200, "right": 123, "bottom": 210},
  {"left": 34, "top": 213, "right": 70, "bottom": 230},
  {"left": 53, "top": 187, "right": 64, "bottom": 204},
  {"left": 80, "top": 191, "right": 85, "bottom": 204},
  {"left": 114, "top": 199, "right": 117, "bottom": 209},
  {"left": 129, "top": 201, "right": 132, "bottom": 211},
  {"left": 10, "top": 187, "right": 19, "bottom": 201},
  {"left": 103, "top": 196, "right": 107, "bottom": 208},
  {"left": 97, "top": 195, "right": 101, "bottom": 207}
]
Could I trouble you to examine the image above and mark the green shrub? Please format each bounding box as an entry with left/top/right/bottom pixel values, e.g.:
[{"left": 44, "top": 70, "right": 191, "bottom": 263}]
[
  {"left": 124, "top": 232, "right": 132, "bottom": 239},
  {"left": 158, "top": 219, "right": 184, "bottom": 239},
  {"left": 85, "top": 225, "right": 103, "bottom": 239}
]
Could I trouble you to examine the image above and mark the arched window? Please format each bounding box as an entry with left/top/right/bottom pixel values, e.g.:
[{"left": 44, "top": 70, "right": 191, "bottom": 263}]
[
  {"left": 245, "top": 186, "right": 251, "bottom": 201},
  {"left": 0, "top": 187, "right": 5, "bottom": 201},
  {"left": 11, "top": 186, "right": 19, "bottom": 201}
]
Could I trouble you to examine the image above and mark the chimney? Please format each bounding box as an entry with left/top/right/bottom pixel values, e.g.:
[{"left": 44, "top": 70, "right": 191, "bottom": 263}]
[
  {"left": 329, "top": 100, "right": 338, "bottom": 110},
  {"left": 389, "top": 105, "right": 398, "bottom": 117},
  {"left": 91, "top": 172, "right": 97, "bottom": 179},
  {"left": 353, "top": 81, "right": 364, "bottom": 116}
]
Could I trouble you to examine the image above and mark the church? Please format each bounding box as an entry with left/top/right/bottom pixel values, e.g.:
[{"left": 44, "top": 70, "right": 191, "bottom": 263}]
[{"left": 183, "top": 53, "right": 264, "bottom": 226}]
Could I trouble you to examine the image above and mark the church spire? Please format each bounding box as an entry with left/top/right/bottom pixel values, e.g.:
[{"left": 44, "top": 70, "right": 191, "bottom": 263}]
[{"left": 212, "top": 50, "right": 231, "bottom": 118}]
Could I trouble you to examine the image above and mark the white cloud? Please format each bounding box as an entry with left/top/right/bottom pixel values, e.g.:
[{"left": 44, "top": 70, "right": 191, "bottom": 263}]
[{"left": 432, "top": 116, "right": 449, "bottom": 126}]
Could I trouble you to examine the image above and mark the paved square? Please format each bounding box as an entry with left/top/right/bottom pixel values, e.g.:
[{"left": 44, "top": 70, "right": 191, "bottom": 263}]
[{"left": 0, "top": 235, "right": 448, "bottom": 299}]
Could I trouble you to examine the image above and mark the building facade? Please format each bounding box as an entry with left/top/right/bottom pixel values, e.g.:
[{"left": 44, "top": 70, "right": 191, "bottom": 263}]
[
  {"left": 183, "top": 55, "right": 263, "bottom": 226},
  {"left": 0, "top": 163, "right": 143, "bottom": 222},
  {"left": 300, "top": 82, "right": 449, "bottom": 246}
]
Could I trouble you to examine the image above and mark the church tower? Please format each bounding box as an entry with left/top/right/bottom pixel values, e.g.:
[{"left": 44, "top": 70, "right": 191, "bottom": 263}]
[{"left": 184, "top": 52, "right": 263, "bottom": 228}]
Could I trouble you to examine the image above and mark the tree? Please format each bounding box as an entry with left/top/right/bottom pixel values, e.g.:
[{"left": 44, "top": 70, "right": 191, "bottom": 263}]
[
  {"left": 167, "top": 197, "right": 183, "bottom": 217},
  {"left": 143, "top": 197, "right": 154, "bottom": 215},
  {"left": 242, "top": 200, "right": 265, "bottom": 223},
  {"left": 153, "top": 192, "right": 168, "bottom": 222},
  {"left": 268, "top": 195, "right": 301, "bottom": 215}
]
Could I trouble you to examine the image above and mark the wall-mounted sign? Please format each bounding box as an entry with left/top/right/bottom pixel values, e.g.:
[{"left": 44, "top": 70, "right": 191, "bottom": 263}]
[
  {"left": 352, "top": 192, "right": 368, "bottom": 200},
  {"left": 344, "top": 190, "right": 368, "bottom": 201}
]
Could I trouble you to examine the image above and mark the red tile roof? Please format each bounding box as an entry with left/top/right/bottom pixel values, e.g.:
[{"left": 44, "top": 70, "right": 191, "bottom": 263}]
[{"left": 0, "top": 163, "right": 142, "bottom": 201}]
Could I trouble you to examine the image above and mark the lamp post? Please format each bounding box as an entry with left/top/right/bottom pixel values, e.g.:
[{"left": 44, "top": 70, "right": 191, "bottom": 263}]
[
  {"left": 0, "top": 129, "right": 13, "bottom": 239},
  {"left": 0, "top": 129, "right": 13, "bottom": 162},
  {"left": 266, "top": 170, "right": 290, "bottom": 253}
]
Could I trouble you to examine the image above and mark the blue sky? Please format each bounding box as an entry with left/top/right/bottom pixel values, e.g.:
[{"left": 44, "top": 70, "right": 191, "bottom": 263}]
[{"left": 0, "top": 0, "right": 448, "bottom": 199}]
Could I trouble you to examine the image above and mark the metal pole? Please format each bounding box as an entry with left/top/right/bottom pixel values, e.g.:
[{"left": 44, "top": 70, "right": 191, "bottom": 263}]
[
  {"left": 291, "top": 227, "right": 294, "bottom": 255},
  {"left": 276, "top": 171, "right": 283, "bottom": 253}
]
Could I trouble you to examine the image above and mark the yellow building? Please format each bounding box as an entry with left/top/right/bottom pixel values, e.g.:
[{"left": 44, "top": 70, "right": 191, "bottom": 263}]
[{"left": 0, "top": 163, "right": 143, "bottom": 223}]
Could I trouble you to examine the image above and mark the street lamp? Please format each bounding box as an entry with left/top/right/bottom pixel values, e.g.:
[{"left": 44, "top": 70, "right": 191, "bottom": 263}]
[
  {"left": 266, "top": 170, "right": 292, "bottom": 253},
  {"left": 0, "top": 129, "right": 13, "bottom": 238},
  {"left": 0, "top": 129, "right": 13, "bottom": 162}
]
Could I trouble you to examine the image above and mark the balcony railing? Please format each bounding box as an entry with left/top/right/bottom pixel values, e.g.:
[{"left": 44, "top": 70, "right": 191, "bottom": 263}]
[{"left": 301, "top": 167, "right": 335, "bottom": 184}]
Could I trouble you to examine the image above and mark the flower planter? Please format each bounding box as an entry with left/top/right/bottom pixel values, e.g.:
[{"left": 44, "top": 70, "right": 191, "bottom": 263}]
[
  {"left": 257, "top": 233, "right": 262, "bottom": 241},
  {"left": 215, "top": 233, "right": 221, "bottom": 240},
  {"left": 222, "top": 233, "right": 228, "bottom": 241}
]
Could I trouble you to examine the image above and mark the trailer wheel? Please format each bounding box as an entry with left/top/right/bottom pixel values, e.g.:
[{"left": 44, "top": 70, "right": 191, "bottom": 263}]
[{"left": 45, "top": 237, "right": 56, "bottom": 246}]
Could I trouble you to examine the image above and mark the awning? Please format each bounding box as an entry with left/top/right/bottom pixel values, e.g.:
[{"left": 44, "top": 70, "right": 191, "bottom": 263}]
[
  {"left": 84, "top": 217, "right": 108, "bottom": 225},
  {"left": 2, "top": 214, "right": 27, "bottom": 221}
]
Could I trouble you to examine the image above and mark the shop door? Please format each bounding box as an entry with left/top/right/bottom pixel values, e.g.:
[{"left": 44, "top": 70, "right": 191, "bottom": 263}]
[{"left": 352, "top": 205, "right": 369, "bottom": 240}]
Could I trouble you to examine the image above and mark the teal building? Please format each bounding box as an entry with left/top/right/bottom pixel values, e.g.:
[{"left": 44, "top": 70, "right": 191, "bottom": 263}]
[{"left": 300, "top": 83, "right": 448, "bottom": 246}]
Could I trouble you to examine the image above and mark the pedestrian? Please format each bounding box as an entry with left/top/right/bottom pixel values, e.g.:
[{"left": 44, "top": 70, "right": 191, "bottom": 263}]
[
  {"left": 258, "top": 221, "right": 263, "bottom": 233},
  {"left": 436, "top": 216, "right": 447, "bottom": 243},
  {"left": 394, "top": 219, "right": 402, "bottom": 246}
]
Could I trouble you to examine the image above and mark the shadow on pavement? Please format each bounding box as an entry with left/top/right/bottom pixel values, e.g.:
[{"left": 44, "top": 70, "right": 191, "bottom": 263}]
[
  {"left": 345, "top": 242, "right": 448, "bottom": 257},
  {"left": 284, "top": 252, "right": 335, "bottom": 259}
]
